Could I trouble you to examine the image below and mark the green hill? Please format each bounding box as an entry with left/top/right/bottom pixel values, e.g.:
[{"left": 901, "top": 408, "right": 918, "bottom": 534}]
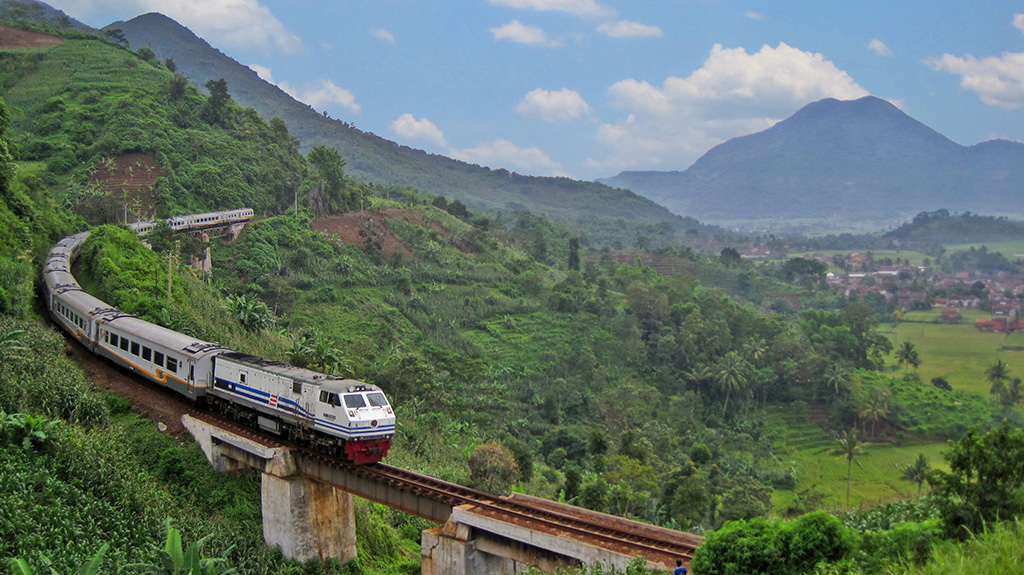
[{"left": 108, "top": 12, "right": 703, "bottom": 246}]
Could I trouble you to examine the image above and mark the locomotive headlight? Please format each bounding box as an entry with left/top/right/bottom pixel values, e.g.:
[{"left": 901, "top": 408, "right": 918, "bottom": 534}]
[{"left": 348, "top": 410, "right": 356, "bottom": 417}]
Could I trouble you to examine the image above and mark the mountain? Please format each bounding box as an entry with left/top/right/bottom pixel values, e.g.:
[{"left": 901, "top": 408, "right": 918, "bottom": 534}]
[
  {"left": 107, "top": 12, "right": 700, "bottom": 244},
  {"left": 0, "top": 0, "right": 95, "bottom": 32},
  {"left": 599, "top": 96, "right": 1024, "bottom": 228}
]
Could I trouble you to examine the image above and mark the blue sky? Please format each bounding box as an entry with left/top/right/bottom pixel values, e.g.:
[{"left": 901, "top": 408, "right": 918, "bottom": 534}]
[{"left": 51, "top": 1, "right": 1024, "bottom": 180}]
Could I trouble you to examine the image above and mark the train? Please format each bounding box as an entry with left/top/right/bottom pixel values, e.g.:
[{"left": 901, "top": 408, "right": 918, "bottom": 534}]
[
  {"left": 41, "top": 208, "right": 394, "bottom": 465},
  {"left": 127, "top": 207, "right": 256, "bottom": 235}
]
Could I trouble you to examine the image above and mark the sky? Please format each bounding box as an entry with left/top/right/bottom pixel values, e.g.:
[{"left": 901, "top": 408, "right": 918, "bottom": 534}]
[{"left": 46, "top": 0, "right": 1024, "bottom": 181}]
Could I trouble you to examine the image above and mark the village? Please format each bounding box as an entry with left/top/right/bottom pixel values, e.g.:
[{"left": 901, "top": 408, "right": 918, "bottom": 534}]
[{"left": 803, "top": 251, "right": 1024, "bottom": 332}]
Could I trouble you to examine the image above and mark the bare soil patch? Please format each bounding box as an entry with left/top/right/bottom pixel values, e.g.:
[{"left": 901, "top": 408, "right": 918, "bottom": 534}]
[
  {"left": 0, "top": 24, "right": 62, "bottom": 48},
  {"left": 88, "top": 153, "right": 166, "bottom": 220},
  {"left": 312, "top": 209, "right": 448, "bottom": 259}
]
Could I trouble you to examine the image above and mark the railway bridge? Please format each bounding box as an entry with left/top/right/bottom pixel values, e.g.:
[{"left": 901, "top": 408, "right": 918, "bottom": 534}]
[{"left": 183, "top": 413, "right": 701, "bottom": 574}]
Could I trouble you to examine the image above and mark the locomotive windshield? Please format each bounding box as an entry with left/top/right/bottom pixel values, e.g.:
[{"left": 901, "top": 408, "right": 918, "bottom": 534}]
[
  {"left": 344, "top": 394, "right": 366, "bottom": 408},
  {"left": 367, "top": 393, "right": 389, "bottom": 407}
]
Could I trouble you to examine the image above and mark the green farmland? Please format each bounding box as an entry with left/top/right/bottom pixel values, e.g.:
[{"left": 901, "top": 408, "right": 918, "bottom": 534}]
[
  {"left": 880, "top": 309, "right": 1024, "bottom": 396},
  {"left": 768, "top": 405, "right": 950, "bottom": 513}
]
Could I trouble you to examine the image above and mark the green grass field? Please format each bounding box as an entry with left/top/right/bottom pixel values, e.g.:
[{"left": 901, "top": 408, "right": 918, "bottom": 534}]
[
  {"left": 945, "top": 240, "right": 1024, "bottom": 259},
  {"left": 880, "top": 309, "right": 1024, "bottom": 396},
  {"left": 768, "top": 405, "right": 950, "bottom": 512}
]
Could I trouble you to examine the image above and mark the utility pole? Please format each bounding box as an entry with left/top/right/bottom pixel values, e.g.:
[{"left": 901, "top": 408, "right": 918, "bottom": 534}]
[{"left": 167, "top": 246, "right": 173, "bottom": 302}]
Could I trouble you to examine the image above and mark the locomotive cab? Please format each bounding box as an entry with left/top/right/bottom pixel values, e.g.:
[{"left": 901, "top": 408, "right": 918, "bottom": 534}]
[{"left": 318, "top": 381, "right": 395, "bottom": 465}]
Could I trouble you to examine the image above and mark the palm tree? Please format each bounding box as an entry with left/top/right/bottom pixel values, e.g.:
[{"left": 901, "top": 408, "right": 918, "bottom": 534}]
[
  {"left": 743, "top": 337, "right": 767, "bottom": 367},
  {"left": 894, "top": 341, "right": 921, "bottom": 370},
  {"left": 684, "top": 365, "right": 714, "bottom": 394},
  {"left": 900, "top": 454, "right": 931, "bottom": 494},
  {"left": 831, "top": 429, "right": 864, "bottom": 509},
  {"left": 987, "top": 359, "right": 1011, "bottom": 399},
  {"left": 824, "top": 364, "right": 849, "bottom": 397},
  {"left": 858, "top": 390, "right": 890, "bottom": 439},
  {"left": 714, "top": 352, "right": 749, "bottom": 416}
]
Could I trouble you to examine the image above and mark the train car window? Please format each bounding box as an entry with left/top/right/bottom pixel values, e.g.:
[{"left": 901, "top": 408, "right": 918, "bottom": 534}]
[
  {"left": 119, "top": 337, "right": 129, "bottom": 352},
  {"left": 110, "top": 333, "right": 119, "bottom": 347},
  {"left": 166, "top": 357, "right": 178, "bottom": 373},
  {"left": 319, "top": 390, "right": 329, "bottom": 403},
  {"left": 142, "top": 347, "right": 152, "bottom": 361},
  {"left": 154, "top": 351, "right": 164, "bottom": 367},
  {"left": 293, "top": 381, "right": 302, "bottom": 394},
  {"left": 344, "top": 394, "right": 366, "bottom": 408},
  {"left": 367, "top": 393, "right": 389, "bottom": 407},
  {"left": 131, "top": 341, "right": 140, "bottom": 356}
]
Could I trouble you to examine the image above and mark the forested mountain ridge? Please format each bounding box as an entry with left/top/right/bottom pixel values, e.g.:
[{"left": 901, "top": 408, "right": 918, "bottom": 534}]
[
  {"left": 107, "top": 11, "right": 701, "bottom": 245},
  {"left": 599, "top": 96, "right": 1024, "bottom": 228}
]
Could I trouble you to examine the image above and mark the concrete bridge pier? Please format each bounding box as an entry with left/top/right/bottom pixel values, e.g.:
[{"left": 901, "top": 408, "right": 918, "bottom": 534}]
[
  {"left": 421, "top": 505, "right": 579, "bottom": 575},
  {"left": 183, "top": 415, "right": 357, "bottom": 563},
  {"left": 262, "top": 473, "right": 357, "bottom": 562}
]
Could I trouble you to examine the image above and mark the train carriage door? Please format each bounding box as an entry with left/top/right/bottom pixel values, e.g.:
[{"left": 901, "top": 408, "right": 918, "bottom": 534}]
[{"left": 294, "top": 380, "right": 314, "bottom": 427}]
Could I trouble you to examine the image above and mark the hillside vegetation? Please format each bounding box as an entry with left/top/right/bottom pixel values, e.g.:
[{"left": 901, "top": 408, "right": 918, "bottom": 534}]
[{"left": 3, "top": 15, "right": 1024, "bottom": 575}]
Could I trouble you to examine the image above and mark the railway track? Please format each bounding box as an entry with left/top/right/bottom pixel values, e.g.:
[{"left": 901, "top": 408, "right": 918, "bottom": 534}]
[
  {"left": 189, "top": 410, "right": 700, "bottom": 564},
  {"left": 73, "top": 336, "right": 699, "bottom": 566}
]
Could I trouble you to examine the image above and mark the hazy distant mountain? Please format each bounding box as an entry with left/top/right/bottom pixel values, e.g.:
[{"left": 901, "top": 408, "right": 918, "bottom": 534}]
[
  {"left": 0, "top": 0, "right": 95, "bottom": 32},
  {"left": 109, "top": 13, "right": 697, "bottom": 242},
  {"left": 599, "top": 97, "right": 1024, "bottom": 227}
]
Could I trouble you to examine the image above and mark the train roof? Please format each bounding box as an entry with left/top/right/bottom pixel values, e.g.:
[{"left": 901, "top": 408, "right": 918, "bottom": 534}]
[
  {"left": 217, "top": 352, "right": 382, "bottom": 393},
  {"left": 99, "top": 313, "right": 228, "bottom": 358}
]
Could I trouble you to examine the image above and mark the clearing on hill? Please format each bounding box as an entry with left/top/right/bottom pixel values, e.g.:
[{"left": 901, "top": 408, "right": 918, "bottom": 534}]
[
  {"left": 88, "top": 153, "right": 166, "bottom": 220},
  {"left": 0, "top": 24, "right": 62, "bottom": 48}
]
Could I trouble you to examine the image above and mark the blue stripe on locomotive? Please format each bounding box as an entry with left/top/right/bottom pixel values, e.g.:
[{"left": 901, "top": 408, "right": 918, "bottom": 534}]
[{"left": 214, "top": 377, "right": 395, "bottom": 438}]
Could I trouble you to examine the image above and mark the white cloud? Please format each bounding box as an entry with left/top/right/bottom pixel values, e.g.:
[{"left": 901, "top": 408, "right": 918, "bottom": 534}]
[
  {"left": 391, "top": 114, "right": 448, "bottom": 148},
  {"left": 489, "top": 20, "right": 561, "bottom": 46},
  {"left": 1014, "top": 13, "right": 1024, "bottom": 33},
  {"left": 279, "top": 79, "right": 361, "bottom": 115},
  {"left": 515, "top": 88, "right": 593, "bottom": 123},
  {"left": 926, "top": 52, "right": 1024, "bottom": 109},
  {"left": 744, "top": 11, "right": 765, "bottom": 21},
  {"left": 450, "top": 140, "right": 566, "bottom": 176},
  {"left": 868, "top": 39, "right": 891, "bottom": 56},
  {"left": 63, "top": 0, "right": 303, "bottom": 54},
  {"left": 248, "top": 63, "right": 275, "bottom": 83},
  {"left": 370, "top": 27, "right": 395, "bottom": 44},
  {"left": 591, "top": 42, "right": 870, "bottom": 173},
  {"left": 487, "top": 0, "right": 613, "bottom": 18},
  {"left": 596, "top": 21, "right": 662, "bottom": 38}
]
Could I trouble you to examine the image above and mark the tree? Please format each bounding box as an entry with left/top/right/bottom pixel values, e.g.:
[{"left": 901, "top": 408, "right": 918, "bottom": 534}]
[
  {"left": 986, "top": 359, "right": 1011, "bottom": 401},
  {"left": 901, "top": 453, "right": 931, "bottom": 494},
  {"left": 930, "top": 422, "right": 1024, "bottom": 538},
  {"left": 714, "top": 352, "right": 750, "bottom": 416},
  {"left": 831, "top": 429, "right": 864, "bottom": 509},
  {"left": 568, "top": 237, "right": 580, "bottom": 271},
  {"left": 307, "top": 145, "right": 347, "bottom": 214},
  {"left": 895, "top": 341, "right": 921, "bottom": 370},
  {"left": 824, "top": 364, "right": 849, "bottom": 397},
  {"left": 104, "top": 28, "right": 128, "bottom": 48},
  {"left": 858, "top": 390, "right": 890, "bottom": 439},
  {"left": 468, "top": 443, "right": 520, "bottom": 494},
  {"left": 202, "top": 78, "right": 231, "bottom": 127}
]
